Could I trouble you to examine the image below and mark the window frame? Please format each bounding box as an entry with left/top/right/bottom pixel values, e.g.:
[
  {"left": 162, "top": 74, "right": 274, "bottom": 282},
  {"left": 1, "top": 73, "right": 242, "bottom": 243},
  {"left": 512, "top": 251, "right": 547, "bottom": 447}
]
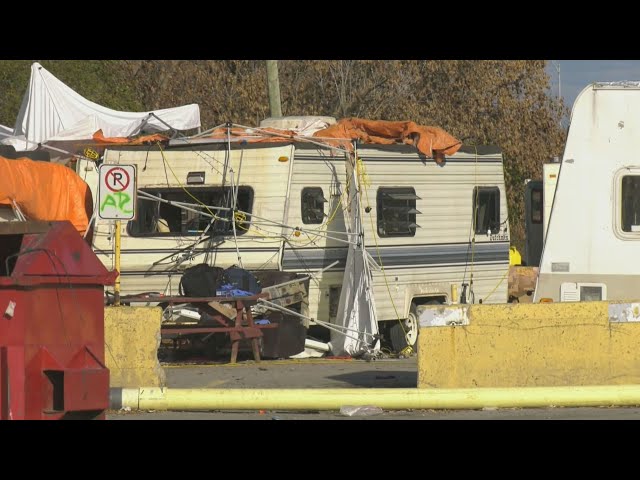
[
  {"left": 613, "top": 168, "right": 640, "bottom": 240},
  {"left": 473, "top": 186, "right": 501, "bottom": 235},
  {"left": 376, "top": 186, "right": 421, "bottom": 238},
  {"left": 301, "top": 187, "right": 326, "bottom": 225},
  {"left": 126, "top": 186, "right": 254, "bottom": 238},
  {"left": 619, "top": 172, "right": 640, "bottom": 234},
  {"left": 530, "top": 186, "right": 543, "bottom": 225}
]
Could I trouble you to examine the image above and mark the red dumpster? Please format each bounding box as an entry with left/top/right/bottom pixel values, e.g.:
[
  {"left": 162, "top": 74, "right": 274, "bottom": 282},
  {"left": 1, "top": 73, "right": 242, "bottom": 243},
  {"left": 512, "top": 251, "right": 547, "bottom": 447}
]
[{"left": 0, "top": 221, "right": 116, "bottom": 420}]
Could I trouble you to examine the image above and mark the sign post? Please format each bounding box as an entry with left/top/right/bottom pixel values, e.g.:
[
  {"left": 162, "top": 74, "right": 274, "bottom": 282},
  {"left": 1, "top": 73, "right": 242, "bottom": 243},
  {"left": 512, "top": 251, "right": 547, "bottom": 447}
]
[
  {"left": 115, "top": 219, "right": 121, "bottom": 305},
  {"left": 98, "top": 164, "right": 137, "bottom": 306}
]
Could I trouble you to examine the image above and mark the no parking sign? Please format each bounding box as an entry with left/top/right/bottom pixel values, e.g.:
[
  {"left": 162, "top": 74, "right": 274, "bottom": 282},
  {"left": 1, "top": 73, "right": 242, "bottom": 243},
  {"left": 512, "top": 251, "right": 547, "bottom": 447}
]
[{"left": 98, "top": 164, "right": 137, "bottom": 220}]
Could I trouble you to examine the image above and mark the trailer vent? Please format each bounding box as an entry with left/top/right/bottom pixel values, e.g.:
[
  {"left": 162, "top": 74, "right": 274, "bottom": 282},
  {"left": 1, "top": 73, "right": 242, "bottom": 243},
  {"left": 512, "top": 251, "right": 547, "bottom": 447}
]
[{"left": 560, "top": 282, "right": 607, "bottom": 302}]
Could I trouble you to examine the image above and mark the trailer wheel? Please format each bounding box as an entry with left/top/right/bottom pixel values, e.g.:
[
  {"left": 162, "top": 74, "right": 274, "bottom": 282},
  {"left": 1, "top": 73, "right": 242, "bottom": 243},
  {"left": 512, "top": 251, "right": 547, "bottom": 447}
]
[
  {"left": 390, "top": 303, "right": 420, "bottom": 353},
  {"left": 390, "top": 300, "right": 441, "bottom": 354}
]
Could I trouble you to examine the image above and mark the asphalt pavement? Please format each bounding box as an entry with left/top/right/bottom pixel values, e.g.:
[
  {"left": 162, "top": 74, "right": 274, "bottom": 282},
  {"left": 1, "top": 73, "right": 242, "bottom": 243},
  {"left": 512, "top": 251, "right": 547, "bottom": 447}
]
[{"left": 107, "top": 357, "right": 640, "bottom": 420}]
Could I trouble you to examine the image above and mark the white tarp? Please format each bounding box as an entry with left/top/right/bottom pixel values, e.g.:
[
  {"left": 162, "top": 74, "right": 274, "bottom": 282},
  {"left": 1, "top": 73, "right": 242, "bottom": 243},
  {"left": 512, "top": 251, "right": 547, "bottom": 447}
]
[
  {"left": 0, "top": 124, "right": 26, "bottom": 150},
  {"left": 330, "top": 154, "right": 379, "bottom": 356},
  {"left": 0, "top": 124, "right": 12, "bottom": 137},
  {"left": 9, "top": 62, "right": 201, "bottom": 150},
  {"left": 259, "top": 116, "right": 337, "bottom": 136}
]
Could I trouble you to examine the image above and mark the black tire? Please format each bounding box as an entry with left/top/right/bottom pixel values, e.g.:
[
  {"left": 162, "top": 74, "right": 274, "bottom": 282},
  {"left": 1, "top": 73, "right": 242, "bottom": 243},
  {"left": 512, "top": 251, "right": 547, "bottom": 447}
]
[
  {"left": 390, "top": 303, "right": 419, "bottom": 353},
  {"left": 389, "top": 300, "right": 441, "bottom": 354}
]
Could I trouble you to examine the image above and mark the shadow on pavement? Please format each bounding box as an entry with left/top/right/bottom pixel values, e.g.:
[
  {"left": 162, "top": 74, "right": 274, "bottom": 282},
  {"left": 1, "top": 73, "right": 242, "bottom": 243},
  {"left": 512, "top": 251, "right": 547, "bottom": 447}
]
[{"left": 326, "top": 370, "right": 417, "bottom": 388}]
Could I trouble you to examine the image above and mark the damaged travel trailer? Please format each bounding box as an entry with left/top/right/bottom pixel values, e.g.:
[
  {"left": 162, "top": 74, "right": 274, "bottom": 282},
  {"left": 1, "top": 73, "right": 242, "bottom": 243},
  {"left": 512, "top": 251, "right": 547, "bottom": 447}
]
[
  {"left": 534, "top": 82, "right": 640, "bottom": 302},
  {"left": 78, "top": 118, "right": 512, "bottom": 352}
]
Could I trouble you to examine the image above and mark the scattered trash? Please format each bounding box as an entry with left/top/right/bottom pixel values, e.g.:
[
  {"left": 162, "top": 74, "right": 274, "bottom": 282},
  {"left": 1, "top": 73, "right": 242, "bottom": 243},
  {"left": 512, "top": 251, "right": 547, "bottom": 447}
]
[
  {"left": 120, "top": 406, "right": 131, "bottom": 412},
  {"left": 289, "top": 348, "right": 325, "bottom": 359},
  {"left": 340, "top": 405, "right": 384, "bottom": 417},
  {"left": 398, "top": 346, "right": 414, "bottom": 359},
  {"left": 272, "top": 416, "right": 282, "bottom": 420},
  {"left": 4, "top": 300, "right": 16, "bottom": 319},
  {"left": 259, "top": 410, "right": 266, "bottom": 415},
  {"left": 482, "top": 407, "right": 498, "bottom": 411},
  {"left": 216, "top": 283, "right": 253, "bottom": 297},
  {"left": 289, "top": 339, "right": 330, "bottom": 359}
]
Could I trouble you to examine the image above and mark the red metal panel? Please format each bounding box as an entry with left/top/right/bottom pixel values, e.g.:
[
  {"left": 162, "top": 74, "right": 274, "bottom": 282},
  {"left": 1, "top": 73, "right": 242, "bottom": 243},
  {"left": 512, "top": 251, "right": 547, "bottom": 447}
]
[
  {"left": 0, "top": 347, "right": 6, "bottom": 420},
  {"left": 6, "top": 346, "right": 25, "bottom": 420},
  {"left": 63, "top": 369, "right": 110, "bottom": 412},
  {"left": 0, "top": 221, "right": 114, "bottom": 420}
]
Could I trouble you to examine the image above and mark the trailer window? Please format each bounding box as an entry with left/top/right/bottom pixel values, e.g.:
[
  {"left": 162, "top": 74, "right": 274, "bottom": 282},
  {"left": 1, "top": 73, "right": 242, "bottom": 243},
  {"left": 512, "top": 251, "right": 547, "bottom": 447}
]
[
  {"left": 531, "top": 187, "right": 543, "bottom": 224},
  {"left": 127, "top": 187, "right": 253, "bottom": 237},
  {"left": 621, "top": 175, "right": 640, "bottom": 232},
  {"left": 301, "top": 187, "right": 327, "bottom": 224},
  {"left": 377, "top": 187, "right": 421, "bottom": 237},
  {"left": 473, "top": 187, "right": 501, "bottom": 234}
]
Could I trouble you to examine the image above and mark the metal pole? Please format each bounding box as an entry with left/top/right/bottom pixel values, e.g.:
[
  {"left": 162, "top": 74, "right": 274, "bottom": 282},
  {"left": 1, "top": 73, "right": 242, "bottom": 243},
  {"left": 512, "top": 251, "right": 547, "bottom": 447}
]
[
  {"left": 266, "top": 60, "right": 282, "bottom": 118},
  {"left": 114, "top": 384, "right": 640, "bottom": 412},
  {"left": 551, "top": 60, "right": 561, "bottom": 100},
  {"left": 114, "top": 220, "right": 121, "bottom": 306},
  {"left": 558, "top": 61, "right": 561, "bottom": 100}
]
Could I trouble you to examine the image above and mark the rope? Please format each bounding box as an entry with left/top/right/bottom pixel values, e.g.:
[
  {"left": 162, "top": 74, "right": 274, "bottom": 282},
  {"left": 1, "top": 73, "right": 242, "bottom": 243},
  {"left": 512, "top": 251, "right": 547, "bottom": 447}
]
[
  {"left": 156, "top": 141, "right": 233, "bottom": 264},
  {"left": 461, "top": 144, "right": 479, "bottom": 304},
  {"left": 358, "top": 157, "right": 402, "bottom": 326},
  {"left": 156, "top": 142, "right": 220, "bottom": 221},
  {"left": 154, "top": 139, "right": 357, "bottom": 248},
  {"left": 482, "top": 269, "right": 508, "bottom": 303},
  {"left": 469, "top": 145, "right": 480, "bottom": 304},
  {"left": 10, "top": 200, "right": 27, "bottom": 221},
  {"left": 229, "top": 173, "right": 243, "bottom": 268},
  {"left": 257, "top": 299, "right": 377, "bottom": 342},
  {"left": 83, "top": 202, "right": 99, "bottom": 239},
  {"left": 230, "top": 122, "right": 353, "bottom": 155},
  {"left": 287, "top": 173, "right": 350, "bottom": 247}
]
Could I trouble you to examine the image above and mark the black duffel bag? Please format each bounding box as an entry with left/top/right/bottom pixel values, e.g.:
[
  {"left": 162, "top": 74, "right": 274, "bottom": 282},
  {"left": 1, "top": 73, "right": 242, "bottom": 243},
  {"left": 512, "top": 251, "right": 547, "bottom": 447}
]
[
  {"left": 179, "top": 264, "right": 227, "bottom": 297},
  {"left": 223, "top": 266, "right": 262, "bottom": 294}
]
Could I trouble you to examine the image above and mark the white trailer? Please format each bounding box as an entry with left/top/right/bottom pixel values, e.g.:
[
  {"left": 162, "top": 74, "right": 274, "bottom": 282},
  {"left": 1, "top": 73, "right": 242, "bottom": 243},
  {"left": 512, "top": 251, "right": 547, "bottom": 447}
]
[
  {"left": 535, "top": 82, "right": 640, "bottom": 303},
  {"left": 79, "top": 133, "right": 511, "bottom": 351}
]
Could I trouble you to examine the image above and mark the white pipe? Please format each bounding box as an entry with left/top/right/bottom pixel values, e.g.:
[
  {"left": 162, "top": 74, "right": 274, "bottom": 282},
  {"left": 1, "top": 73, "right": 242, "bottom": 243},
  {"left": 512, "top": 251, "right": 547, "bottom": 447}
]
[
  {"left": 112, "top": 384, "right": 640, "bottom": 412},
  {"left": 305, "top": 339, "right": 330, "bottom": 352}
]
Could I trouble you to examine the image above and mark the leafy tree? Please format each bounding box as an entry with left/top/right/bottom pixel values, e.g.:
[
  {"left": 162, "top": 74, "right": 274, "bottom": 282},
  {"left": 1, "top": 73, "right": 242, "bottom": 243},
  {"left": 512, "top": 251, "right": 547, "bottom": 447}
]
[{"left": 0, "top": 60, "right": 566, "bottom": 250}]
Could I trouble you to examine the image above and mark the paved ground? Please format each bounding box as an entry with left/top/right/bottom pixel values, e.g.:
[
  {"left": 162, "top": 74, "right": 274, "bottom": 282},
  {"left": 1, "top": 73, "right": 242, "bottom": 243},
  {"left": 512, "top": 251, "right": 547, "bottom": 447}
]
[{"left": 107, "top": 357, "right": 640, "bottom": 420}]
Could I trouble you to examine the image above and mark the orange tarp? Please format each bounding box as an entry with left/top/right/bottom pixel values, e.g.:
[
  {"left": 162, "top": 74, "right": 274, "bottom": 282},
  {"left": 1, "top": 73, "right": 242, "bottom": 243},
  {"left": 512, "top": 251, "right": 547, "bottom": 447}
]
[
  {"left": 313, "top": 118, "right": 461, "bottom": 163},
  {"left": 92, "top": 129, "right": 169, "bottom": 145},
  {"left": 0, "top": 157, "right": 92, "bottom": 235},
  {"left": 201, "top": 119, "right": 461, "bottom": 163}
]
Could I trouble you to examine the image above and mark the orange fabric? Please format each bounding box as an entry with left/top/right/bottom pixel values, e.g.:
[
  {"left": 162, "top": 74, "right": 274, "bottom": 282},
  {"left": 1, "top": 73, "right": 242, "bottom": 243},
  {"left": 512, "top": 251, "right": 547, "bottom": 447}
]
[
  {"left": 201, "top": 119, "right": 461, "bottom": 162},
  {"left": 313, "top": 118, "right": 461, "bottom": 163},
  {"left": 92, "top": 129, "right": 169, "bottom": 145},
  {"left": 0, "top": 157, "right": 92, "bottom": 235}
]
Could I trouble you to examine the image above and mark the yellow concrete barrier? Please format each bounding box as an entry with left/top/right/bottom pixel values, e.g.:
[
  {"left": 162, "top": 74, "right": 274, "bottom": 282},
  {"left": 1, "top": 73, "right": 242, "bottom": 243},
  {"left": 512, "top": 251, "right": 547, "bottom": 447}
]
[
  {"left": 418, "top": 301, "right": 640, "bottom": 389},
  {"left": 104, "top": 306, "right": 166, "bottom": 388}
]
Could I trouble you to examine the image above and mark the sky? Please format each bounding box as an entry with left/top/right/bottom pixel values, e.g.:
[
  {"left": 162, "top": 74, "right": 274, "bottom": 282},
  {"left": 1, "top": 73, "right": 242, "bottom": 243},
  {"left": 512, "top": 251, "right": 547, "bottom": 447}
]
[{"left": 547, "top": 60, "right": 640, "bottom": 112}]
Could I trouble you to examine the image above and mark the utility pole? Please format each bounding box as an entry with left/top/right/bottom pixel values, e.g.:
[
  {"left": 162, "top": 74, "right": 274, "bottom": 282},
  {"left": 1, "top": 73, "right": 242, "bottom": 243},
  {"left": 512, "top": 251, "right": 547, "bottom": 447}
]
[
  {"left": 266, "top": 60, "right": 282, "bottom": 118},
  {"left": 551, "top": 60, "right": 565, "bottom": 128},
  {"left": 551, "top": 60, "right": 562, "bottom": 100}
]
